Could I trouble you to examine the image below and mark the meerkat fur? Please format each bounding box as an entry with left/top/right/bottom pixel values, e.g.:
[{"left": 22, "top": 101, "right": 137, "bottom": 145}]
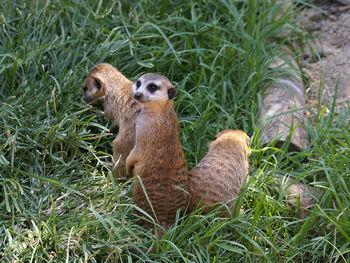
[
  {"left": 189, "top": 129, "right": 251, "bottom": 214},
  {"left": 126, "top": 73, "right": 189, "bottom": 233},
  {"left": 82, "top": 63, "right": 140, "bottom": 178}
]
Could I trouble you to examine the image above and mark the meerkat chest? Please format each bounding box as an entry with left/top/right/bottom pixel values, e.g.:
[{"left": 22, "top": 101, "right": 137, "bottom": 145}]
[{"left": 135, "top": 111, "right": 163, "bottom": 134}]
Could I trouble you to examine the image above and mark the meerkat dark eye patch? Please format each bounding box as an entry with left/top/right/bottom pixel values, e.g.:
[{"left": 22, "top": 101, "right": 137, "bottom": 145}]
[
  {"left": 147, "top": 83, "right": 159, "bottom": 93},
  {"left": 83, "top": 86, "right": 87, "bottom": 92},
  {"left": 136, "top": 80, "right": 141, "bottom": 89},
  {"left": 94, "top": 78, "right": 102, "bottom": 89}
]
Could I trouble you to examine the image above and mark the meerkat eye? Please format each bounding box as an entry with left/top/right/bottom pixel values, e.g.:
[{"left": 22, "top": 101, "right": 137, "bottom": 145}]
[
  {"left": 147, "top": 84, "right": 159, "bottom": 93},
  {"left": 94, "top": 78, "right": 102, "bottom": 89},
  {"left": 136, "top": 80, "right": 141, "bottom": 89},
  {"left": 83, "top": 86, "right": 87, "bottom": 92}
]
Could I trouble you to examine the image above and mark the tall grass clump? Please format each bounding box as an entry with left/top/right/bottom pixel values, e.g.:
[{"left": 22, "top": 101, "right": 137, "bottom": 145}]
[{"left": 1, "top": 0, "right": 349, "bottom": 262}]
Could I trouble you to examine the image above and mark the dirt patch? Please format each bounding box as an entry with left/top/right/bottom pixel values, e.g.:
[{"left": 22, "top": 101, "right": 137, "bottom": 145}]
[{"left": 301, "top": 0, "right": 350, "bottom": 110}]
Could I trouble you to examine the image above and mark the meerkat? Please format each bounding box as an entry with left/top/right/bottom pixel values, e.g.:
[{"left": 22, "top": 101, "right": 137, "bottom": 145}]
[
  {"left": 81, "top": 63, "right": 140, "bottom": 178},
  {"left": 188, "top": 129, "right": 251, "bottom": 214},
  {"left": 125, "top": 73, "right": 189, "bottom": 235}
]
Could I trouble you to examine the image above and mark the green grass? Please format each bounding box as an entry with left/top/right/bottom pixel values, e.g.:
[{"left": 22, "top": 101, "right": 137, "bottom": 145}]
[{"left": 0, "top": 0, "right": 349, "bottom": 262}]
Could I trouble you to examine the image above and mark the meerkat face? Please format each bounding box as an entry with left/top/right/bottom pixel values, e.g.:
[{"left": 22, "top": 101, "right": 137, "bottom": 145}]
[
  {"left": 81, "top": 71, "right": 105, "bottom": 104},
  {"left": 132, "top": 73, "right": 176, "bottom": 105},
  {"left": 213, "top": 130, "right": 252, "bottom": 157}
]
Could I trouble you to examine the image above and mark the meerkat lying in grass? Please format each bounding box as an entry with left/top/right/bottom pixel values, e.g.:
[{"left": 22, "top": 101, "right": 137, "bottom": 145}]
[
  {"left": 126, "top": 73, "right": 189, "bottom": 237},
  {"left": 82, "top": 63, "right": 140, "bottom": 178},
  {"left": 189, "top": 130, "right": 251, "bottom": 214}
]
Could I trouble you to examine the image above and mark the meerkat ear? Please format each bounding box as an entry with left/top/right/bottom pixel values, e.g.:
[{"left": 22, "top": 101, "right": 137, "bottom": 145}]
[
  {"left": 168, "top": 85, "right": 176, "bottom": 100},
  {"left": 94, "top": 78, "right": 102, "bottom": 90}
]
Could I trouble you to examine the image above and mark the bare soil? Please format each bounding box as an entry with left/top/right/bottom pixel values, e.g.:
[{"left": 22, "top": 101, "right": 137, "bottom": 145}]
[{"left": 301, "top": 0, "right": 350, "bottom": 111}]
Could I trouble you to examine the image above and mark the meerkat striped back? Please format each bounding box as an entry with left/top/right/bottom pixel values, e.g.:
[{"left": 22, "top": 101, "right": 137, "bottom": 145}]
[{"left": 189, "top": 130, "right": 250, "bottom": 214}]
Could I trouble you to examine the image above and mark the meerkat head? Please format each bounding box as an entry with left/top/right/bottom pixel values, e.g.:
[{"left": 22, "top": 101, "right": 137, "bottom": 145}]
[
  {"left": 81, "top": 64, "right": 108, "bottom": 104},
  {"left": 132, "top": 73, "right": 176, "bottom": 108},
  {"left": 212, "top": 130, "right": 252, "bottom": 157}
]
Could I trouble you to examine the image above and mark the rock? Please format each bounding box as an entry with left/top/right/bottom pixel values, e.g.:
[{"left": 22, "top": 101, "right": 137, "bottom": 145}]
[
  {"left": 277, "top": 175, "right": 316, "bottom": 219},
  {"left": 259, "top": 56, "right": 309, "bottom": 151}
]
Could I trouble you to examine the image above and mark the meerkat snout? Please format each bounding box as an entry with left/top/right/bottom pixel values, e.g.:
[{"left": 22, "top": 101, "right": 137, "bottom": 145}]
[{"left": 134, "top": 92, "right": 143, "bottom": 101}]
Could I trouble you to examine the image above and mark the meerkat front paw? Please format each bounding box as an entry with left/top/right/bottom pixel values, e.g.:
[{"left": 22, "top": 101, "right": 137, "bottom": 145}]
[
  {"left": 127, "top": 164, "right": 135, "bottom": 176},
  {"left": 126, "top": 156, "right": 137, "bottom": 176}
]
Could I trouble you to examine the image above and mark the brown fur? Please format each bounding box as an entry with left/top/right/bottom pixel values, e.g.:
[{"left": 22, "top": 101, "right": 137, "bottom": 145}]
[
  {"left": 189, "top": 130, "right": 251, "bottom": 214},
  {"left": 126, "top": 73, "right": 189, "bottom": 232},
  {"left": 82, "top": 63, "right": 140, "bottom": 178}
]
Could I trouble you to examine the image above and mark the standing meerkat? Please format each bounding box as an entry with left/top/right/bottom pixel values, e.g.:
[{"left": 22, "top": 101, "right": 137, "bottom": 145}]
[
  {"left": 81, "top": 63, "right": 140, "bottom": 178},
  {"left": 126, "top": 73, "right": 189, "bottom": 233},
  {"left": 189, "top": 130, "right": 251, "bottom": 214}
]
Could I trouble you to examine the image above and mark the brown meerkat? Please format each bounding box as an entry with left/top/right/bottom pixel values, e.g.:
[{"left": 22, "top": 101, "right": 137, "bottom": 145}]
[
  {"left": 125, "top": 73, "right": 189, "bottom": 234},
  {"left": 189, "top": 129, "right": 251, "bottom": 214},
  {"left": 81, "top": 63, "right": 140, "bottom": 178}
]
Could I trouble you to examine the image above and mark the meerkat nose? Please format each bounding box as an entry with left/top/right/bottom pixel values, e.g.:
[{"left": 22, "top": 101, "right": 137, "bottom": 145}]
[
  {"left": 81, "top": 96, "right": 92, "bottom": 104},
  {"left": 134, "top": 92, "right": 143, "bottom": 101}
]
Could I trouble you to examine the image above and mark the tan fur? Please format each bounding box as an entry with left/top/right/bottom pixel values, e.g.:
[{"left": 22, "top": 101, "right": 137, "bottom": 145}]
[
  {"left": 82, "top": 63, "right": 140, "bottom": 178},
  {"left": 189, "top": 130, "right": 251, "bottom": 214},
  {"left": 126, "top": 73, "right": 189, "bottom": 232}
]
